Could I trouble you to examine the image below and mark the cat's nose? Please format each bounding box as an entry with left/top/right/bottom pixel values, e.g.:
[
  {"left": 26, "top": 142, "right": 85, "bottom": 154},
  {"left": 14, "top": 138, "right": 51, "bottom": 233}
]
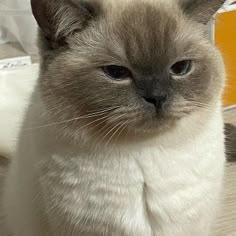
[{"left": 142, "top": 95, "right": 168, "bottom": 109}]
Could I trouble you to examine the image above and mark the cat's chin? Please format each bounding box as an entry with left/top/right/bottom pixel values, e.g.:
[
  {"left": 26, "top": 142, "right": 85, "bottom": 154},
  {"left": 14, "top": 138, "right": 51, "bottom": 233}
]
[
  {"left": 125, "top": 118, "right": 177, "bottom": 138},
  {"left": 86, "top": 117, "right": 179, "bottom": 146},
  {"left": 60, "top": 109, "right": 183, "bottom": 146}
]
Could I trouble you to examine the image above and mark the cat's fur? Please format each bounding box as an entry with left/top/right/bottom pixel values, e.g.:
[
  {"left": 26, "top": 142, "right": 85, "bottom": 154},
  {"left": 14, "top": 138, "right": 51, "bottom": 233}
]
[{"left": 3, "top": 0, "right": 226, "bottom": 235}]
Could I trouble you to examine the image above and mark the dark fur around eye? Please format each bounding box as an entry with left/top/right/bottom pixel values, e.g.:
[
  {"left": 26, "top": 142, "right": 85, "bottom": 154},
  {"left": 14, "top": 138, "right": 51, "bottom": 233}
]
[
  {"left": 170, "top": 60, "right": 192, "bottom": 76},
  {"left": 102, "top": 65, "right": 132, "bottom": 81}
]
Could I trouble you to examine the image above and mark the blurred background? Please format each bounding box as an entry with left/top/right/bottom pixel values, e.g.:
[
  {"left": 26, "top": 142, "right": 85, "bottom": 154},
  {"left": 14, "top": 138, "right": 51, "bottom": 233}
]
[
  {"left": 0, "top": 0, "right": 37, "bottom": 54},
  {"left": 216, "top": 0, "right": 236, "bottom": 108}
]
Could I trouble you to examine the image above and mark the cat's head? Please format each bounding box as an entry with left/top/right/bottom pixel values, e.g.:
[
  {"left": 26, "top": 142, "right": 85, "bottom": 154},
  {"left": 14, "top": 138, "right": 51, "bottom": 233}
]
[{"left": 31, "top": 0, "right": 225, "bottom": 142}]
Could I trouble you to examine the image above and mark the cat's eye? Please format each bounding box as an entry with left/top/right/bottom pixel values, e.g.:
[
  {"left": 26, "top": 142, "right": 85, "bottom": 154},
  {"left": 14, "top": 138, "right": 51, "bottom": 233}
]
[
  {"left": 102, "top": 65, "right": 132, "bottom": 80},
  {"left": 170, "top": 60, "right": 192, "bottom": 76}
]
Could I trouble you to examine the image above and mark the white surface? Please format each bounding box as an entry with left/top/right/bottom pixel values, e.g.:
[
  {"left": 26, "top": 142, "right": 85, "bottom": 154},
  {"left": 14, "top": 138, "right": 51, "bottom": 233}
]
[
  {"left": 0, "top": 64, "right": 39, "bottom": 157},
  {"left": 0, "top": 56, "right": 31, "bottom": 70},
  {"left": 0, "top": 0, "right": 37, "bottom": 54}
]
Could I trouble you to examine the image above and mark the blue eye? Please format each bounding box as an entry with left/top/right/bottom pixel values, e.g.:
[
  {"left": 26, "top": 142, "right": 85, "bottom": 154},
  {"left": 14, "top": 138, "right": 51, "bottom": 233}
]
[
  {"left": 102, "top": 65, "right": 132, "bottom": 80},
  {"left": 170, "top": 60, "right": 192, "bottom": 76}
]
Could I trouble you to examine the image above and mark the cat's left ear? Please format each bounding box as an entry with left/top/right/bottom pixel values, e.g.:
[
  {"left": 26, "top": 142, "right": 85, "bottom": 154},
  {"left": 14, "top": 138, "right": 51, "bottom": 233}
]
[
  {"left": 31, "top": 0, "right": 101, "bottom": 46},
  {"left": 180, "top": 0, "right": 225, "bottom": 24}
]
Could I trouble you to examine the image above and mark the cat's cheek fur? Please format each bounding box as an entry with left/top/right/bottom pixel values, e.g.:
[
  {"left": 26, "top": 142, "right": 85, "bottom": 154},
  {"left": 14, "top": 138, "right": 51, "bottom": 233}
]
[{"left": 3, "top": 97, "right": 225, "bottom": 236}]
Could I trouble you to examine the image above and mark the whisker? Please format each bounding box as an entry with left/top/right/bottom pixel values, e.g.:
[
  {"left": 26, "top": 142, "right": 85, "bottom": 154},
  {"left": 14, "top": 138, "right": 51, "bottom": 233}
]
[
  {"left": 188, "top": 100, "right": 218, "bottom": 109},
  {"left": 93, "top": 114, "right": 127, "bottom": 149},
  {"left": 172, "top": 100, "right": 220, "bottom": 114},
  {"left": 107, "top": 120, "right": 130, "bottom": 149},
  {"left": 71, "top": 112, "right": 124, "bottom": 147},
  {"left": 25, "top": 106, "right": 121, "bottom": 130},
  {"left": 98, "top": 114, "right": 127, "bottom": 144},
  {"left": 72, "top": 113, "right": 114, "bottom": 134},
  {"left": 104, "top": 121, "right": 126, "bottom": 149},
  {"left": 194, "top": 105, "right": 219, "bottom": 113},
  {"left": 91, "top": 113, "right": 123, "bottom": 142}
]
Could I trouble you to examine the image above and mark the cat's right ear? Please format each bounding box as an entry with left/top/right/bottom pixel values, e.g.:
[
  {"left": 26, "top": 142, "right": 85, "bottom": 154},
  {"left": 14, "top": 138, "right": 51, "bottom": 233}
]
[{"left": 31, "top": 0, "right": 100, "bottom": 45}]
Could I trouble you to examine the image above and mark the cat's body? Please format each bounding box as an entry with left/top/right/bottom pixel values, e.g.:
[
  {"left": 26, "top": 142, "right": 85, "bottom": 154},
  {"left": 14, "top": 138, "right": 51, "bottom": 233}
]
[
  {"left": 3, "top": 0, "right": 226, "bottom": 235},
  {"left": 4, "top": 96, "right": 225, "bottom": 236}
]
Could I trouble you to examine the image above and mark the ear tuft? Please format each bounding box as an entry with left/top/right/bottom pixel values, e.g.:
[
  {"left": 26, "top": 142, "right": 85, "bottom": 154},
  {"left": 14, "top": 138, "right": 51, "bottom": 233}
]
[
  {"left": 31, "top": 0, "right": 100, "bottom": 45},
  {"left": 180, "top": 0, "right": 225, "bottom": 24}
]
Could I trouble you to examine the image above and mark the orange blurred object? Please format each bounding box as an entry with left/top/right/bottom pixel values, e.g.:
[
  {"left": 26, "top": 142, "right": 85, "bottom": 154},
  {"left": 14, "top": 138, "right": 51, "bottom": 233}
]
[{"left": 215, "top": 9, "right": 236, "bottom": 107}]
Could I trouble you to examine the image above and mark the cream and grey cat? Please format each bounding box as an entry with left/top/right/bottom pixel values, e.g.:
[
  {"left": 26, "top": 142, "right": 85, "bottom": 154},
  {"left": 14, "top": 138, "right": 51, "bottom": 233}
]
[{"left": 3, "top": 0, "right": 226, "bottom": 235}]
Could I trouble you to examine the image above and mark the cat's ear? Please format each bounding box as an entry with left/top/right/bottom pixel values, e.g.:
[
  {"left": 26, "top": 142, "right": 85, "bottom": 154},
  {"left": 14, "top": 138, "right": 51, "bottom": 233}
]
[
  {"left": 180, "top": 0, "right": 225, "bottom": 24},
  {"left": 31, "top": 0, "right": 100, "bottom": 44}
]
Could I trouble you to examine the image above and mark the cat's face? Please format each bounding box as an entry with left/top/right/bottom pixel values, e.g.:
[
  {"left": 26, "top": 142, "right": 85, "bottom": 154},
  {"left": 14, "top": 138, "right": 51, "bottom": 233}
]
[{"left": 32, "top": 0, "right": 225, "bottom": 140}]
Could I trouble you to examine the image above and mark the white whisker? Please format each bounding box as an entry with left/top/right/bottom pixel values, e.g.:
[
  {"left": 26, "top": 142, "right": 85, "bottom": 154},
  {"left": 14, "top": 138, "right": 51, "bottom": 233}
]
[
  {"left": 25, "top": 106, "right": 121, "bottom": 130},
  {"left": 72, "top": 113, "right": 114, "bottom": 134},
  {"left": 105, "top": 122, "right": 125, "bottom": 148},
  {"left": 107, "top": 120, "right": 130, "bottom": 149},
  {"left": 93, "top": 114, "right": 127, "bottom": 149},
  {"left": 99, "top": 114, "right": 127, "bottom": 144}
]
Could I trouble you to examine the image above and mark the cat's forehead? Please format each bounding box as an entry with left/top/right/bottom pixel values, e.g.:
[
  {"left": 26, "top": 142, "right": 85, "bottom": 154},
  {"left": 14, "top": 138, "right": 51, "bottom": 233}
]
[
  {"left": 104, "top": 0, "right": 179, "bottom": 23},
  {"left": 103, "top": 0, "right": 174, "bottom": 8},
  {"left": 106, "top": 0, "right": 189, "bottom": 72},
  {"left": 73, "top": 0, "right": 204, "bottom": 73}
]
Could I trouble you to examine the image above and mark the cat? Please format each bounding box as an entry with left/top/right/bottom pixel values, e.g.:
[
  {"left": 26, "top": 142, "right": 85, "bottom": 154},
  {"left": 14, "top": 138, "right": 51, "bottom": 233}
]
[{"left": 3, "top": 0, "right": 226, "bottom": 235}]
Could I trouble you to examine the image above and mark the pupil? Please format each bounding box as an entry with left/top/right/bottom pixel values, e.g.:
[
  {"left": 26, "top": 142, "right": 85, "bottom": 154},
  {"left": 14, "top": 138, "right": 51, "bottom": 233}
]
[{"left": 111, "top": 67, "right": 125, "bottom": 77}]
